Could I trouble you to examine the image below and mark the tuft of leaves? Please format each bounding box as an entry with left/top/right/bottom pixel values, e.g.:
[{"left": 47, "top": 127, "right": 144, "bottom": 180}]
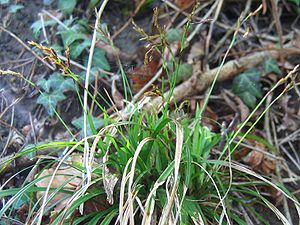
[{"left": 232, "top": 69, "right": 262, "bottom": 108}]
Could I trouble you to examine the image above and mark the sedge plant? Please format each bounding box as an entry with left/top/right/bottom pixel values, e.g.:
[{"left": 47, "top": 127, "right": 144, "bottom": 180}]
[{"left": 0, "top": 2, "right": 299, "bottom": 225}]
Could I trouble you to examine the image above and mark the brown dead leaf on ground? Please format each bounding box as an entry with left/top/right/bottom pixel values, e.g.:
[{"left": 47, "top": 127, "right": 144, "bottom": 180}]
[
  {"left": 128, "top": 49, "right": 161, "bottom": 93},
  {"left": 221, "top": 89, "right": 250, "bottom": 122},
  {"left": 259, "top": 185, "right": 283, "bottom": 206},
  {"left": 44, "top": 10, "right": 63, "bottom": 21},
  {"left": 277, "top": 113, "right": 299, "bottom": 132},
  {"left": 111, "top": 78, "right": 124, "bottom": 109},
  {"left": 242, "top": 142, "right": 276, "bottom": 175},
  {"left": 35, "top": 154, "right": 111, "bottom": 222},
  {"left": 35, "top": 154, "right": 83, "bottom": 210},
  {"left": 187, "top": 39, "right": 205, "bottom": 65},
  {"left": 175, "top": 0, "right": 196, "bottom": 10}
]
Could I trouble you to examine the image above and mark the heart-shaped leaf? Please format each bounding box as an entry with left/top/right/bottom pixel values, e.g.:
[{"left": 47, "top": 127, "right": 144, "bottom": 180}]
[
  {"left": 37, "top": 91, "right": 66, "bottom": 116},
  {"left": 232, "top": 69, "right": 262, "bottom": 108}
]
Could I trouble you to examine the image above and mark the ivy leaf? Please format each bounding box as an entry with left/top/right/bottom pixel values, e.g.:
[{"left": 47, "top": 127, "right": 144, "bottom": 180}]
[
  {"left": 91, "top": 48, "right": 110, "bottom": 71},
  {"left": 70, "top": 39, "right": 91, "bottom": 59},
  {"left": 37, "top": 73, "right": 77, "bottom": 93},
  {"left": 89, "top": 0, "right": 99, "bottom": 8},
  {"left": 289, "top": 0, "right": 300, "bottom": 6},
  {"left": 176, "top": 63, "right": 193, "bottom": 84},
  {"left": 59, "top": 78, "right": 77, "bottom": 92},
  {"left": 51, "top": 44, "right": 64, "bottom": 55},
  {"left": 72, "top": 115, "right": 104, "bottom": 136},
  {"left": 37, "top": 91, "right": 66, "bottom": 116},
  {"left": 8, "top": 4, "right": 23, "bottom": 13},
  {"left": 166, "top": 28, "right": 183, "bottom": 43},
  {"left": 264, "top": 57, "right": 281, "bottom": 75},
  {"left": 59, "top": 29, "right": 87, "bottom": 47},
  {"left": 31, "top": 20, "right": 57, "bottom": 39},
  {"left": 58, "top": 0, "right": 77, "bottom": 15},
  {"left": 232, "top": 69, "right": 262, "bottom": 108},
  {"left": 78, "top": 70, "right": 96, "bottom": 83},
  {"left": 37, "top": 78, "right": 51, "bottom": 93},
  {"left": 238, "top": 92, "right": 257, "bottom": 108},
  {"left": 0, "top": 0, "right": 9, "bottom": 4}
]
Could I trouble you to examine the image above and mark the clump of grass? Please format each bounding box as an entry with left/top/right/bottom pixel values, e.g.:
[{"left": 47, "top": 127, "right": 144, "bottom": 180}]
[{"left": 0, "top": 2, "right": 299, "bottom": 225}]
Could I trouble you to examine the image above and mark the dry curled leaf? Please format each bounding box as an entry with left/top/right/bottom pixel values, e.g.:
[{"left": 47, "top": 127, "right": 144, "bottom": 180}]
[
  {"left": 102, "top": 153, "right": 118, "bottom": 205},
  {"left": 36, "top": 155, "right": 82, "bottom": 210},
  {"left": 187, "top": 40, "right": 205, "bottom": 64},
  {"left": 222, "top": 89, "right": 249, "bottom": 122},
  {"left": 243, "top": 142, "right": 276, "bottom": 175},
  {"left": 128, "top": 49, "right": 160, "bottom": 92},
  {"left": 175, "top": 0, "right": 196, "bottom": 10},
  {"left": 103, "top": 165, "right": 118, "bottom": 205},
  {"left": 8, "top": 130, "right": 25, "bottom": 150},
  {"left": 111, "top": 78, "right": 124, "bottom": 109}
]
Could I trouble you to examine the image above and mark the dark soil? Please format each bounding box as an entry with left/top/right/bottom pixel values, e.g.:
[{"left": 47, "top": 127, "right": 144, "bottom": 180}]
[{"left": 0, "top": 1, "right": 49, "bottom": 153}]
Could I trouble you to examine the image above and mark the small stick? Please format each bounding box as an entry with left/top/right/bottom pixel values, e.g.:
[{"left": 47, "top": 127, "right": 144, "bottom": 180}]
[
  {"left": 270, "top": 0, "right": 284, "bottom": 64},
  {"left": 39, "top": 12, "right": 49, "bottom": 44},
  {"left": 205, "top": 0, "right": 224, "bottom": 56},
  {"left": 41, "top": 9, "right": 69, "bottom": 30}
]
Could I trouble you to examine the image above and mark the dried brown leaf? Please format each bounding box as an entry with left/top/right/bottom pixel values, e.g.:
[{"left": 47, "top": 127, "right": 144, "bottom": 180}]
[
  {"left": 36, "top": 155, "right": 82, "bottom": 209},
  {"left": 222, "top": 89, "right": 249, "bottom": 121},
  {"left": 111, "top": 78, "right": 124, "bottom": 109},
  {"left": 247, "top": 150, "right": 264, "bottom": 169},
  {"left": 175, "top": 0, "right": 196, "bottom": 10},
  {"left": 243, "top": 141, "right": 276, "bottom": 175},
  {"left": 128, "top": 49, "right": 160, "bottom": 92},
  {"left": 187, "top": 40, "right": 205, "bottom": 64}
]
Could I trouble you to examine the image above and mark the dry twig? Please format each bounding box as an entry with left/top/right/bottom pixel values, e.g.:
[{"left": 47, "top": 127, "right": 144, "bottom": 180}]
[{"left": 146, "top": 48, "right": 300, "bottom": 111}]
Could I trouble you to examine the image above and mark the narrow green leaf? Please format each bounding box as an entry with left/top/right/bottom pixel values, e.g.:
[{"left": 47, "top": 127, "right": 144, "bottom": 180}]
[{"left": 100, "top": 208, "right": 118, "bottom": 225}]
